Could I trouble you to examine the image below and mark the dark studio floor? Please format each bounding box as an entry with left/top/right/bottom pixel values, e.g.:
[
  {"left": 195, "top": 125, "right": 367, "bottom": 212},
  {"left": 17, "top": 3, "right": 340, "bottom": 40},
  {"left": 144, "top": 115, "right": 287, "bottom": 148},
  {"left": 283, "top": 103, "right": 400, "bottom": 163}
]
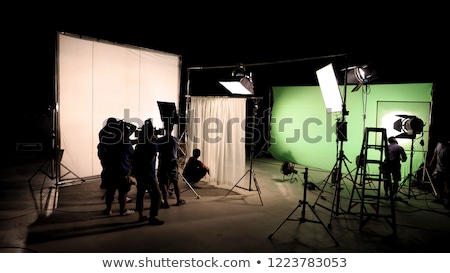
[{"left": 1, "top": 154, "right": 450, "bottom": 253}]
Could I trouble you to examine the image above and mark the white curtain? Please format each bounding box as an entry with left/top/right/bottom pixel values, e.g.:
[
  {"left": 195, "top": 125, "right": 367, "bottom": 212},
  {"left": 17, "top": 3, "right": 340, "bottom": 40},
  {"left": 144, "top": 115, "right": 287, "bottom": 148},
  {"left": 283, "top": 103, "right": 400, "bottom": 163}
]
[{"left": 186, "top": 97, "right": 247, "bottom": 187}]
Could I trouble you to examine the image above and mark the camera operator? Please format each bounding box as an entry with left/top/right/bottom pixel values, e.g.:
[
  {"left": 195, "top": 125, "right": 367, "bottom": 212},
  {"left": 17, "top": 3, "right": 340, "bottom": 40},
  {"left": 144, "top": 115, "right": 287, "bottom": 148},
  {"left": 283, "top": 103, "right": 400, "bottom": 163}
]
[
  {"left": 97, "top": 117, "right": 135, "bottom": 216},
  {"left": 131, "top": 119, "right": 164, "bottom": 225},
  {"left": 156, "top": 122, "right": 185, "bottom": 208}
]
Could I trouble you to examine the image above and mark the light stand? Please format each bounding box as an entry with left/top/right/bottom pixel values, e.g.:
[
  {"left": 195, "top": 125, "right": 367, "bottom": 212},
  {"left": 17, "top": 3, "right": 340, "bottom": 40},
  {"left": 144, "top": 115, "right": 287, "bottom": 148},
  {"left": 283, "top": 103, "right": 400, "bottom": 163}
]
[
  {"left": 268, "top": 168, "right": 339, "bottom": 246},
  {"left": 28, "top": 104, "right": 85, "bottom": 212},
  {"left": 403, "top": 134, "right": 436, "bottom": 198},
  {"left": 255, "top": 87, "right": 272, "bottom": 158},
  {"left": 177, "top": 95, "right": 191, "bottom": 169},
  {"left": 312, "top": 64, "right": 354, "bottom": 228},
  {"left": 224, "top": 97, "right": 263, "bottom": 206}
]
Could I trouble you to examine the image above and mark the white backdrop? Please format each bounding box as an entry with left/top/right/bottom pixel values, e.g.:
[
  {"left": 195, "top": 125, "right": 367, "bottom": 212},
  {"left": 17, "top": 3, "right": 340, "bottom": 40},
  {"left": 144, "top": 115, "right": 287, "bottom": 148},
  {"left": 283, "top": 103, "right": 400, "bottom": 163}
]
[{"left": 57, "top": 33, "right": 181, "bottom": 179}]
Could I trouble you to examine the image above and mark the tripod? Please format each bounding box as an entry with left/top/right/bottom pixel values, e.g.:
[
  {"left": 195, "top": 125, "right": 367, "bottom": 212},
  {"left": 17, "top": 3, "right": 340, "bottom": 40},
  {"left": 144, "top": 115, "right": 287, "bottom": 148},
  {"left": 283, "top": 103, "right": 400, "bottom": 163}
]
[
  {"left": 28, "top": 148, "right": 84, "bottom": 184},
  {"left": 313, "top": 148, "right": 354, "bottom": 227},
  {"left": 268, "top": 168, "right": 339, "bottom": 246},
  {"left": 224, "top": 97, "right": 263, "bottom": 206},
  {"left": 28, "top": 148, "right": 85, "bottom": 213},
  {"left": 28, "top": 104, "right": 85, "bottom": 213},
  {"left": 28, "top": 106, "right": 85, "bottom": 186}
]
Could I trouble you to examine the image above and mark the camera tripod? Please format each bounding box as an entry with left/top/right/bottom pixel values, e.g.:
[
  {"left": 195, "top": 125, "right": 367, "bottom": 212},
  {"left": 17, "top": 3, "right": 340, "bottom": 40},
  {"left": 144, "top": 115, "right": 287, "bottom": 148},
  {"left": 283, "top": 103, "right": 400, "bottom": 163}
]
[{"left": 268, "top": 168, "right": 339, "bottom": 246}]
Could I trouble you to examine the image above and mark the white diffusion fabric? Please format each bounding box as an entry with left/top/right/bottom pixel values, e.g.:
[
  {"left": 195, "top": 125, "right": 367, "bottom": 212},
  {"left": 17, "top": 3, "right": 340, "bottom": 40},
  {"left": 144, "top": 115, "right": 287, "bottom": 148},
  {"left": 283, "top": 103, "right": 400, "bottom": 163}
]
[
  {"left": 187, "top": 97, "right": 247, "bottom": 186},
  {"left": 58, "top": 33, "right": 180, "bottom": 179}
]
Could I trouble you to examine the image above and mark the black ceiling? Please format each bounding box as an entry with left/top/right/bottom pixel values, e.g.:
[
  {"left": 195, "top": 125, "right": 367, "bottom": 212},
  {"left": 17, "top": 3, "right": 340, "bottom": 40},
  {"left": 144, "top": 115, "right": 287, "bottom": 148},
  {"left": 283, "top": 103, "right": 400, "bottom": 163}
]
[
  {"left": 3, "top": 6, "right": 449, "bottom": 156},
  {"left": 7, "top": 7, "right": 448, "bottom": 115}
]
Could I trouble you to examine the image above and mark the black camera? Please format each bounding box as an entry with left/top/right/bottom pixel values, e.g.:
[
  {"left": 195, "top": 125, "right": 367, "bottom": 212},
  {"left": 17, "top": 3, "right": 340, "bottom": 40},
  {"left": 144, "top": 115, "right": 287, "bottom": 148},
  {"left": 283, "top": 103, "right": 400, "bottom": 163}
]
[
  {"left": 154, "top": 128, "right": 165, "bottom": 136},
  {"left": 120, "top": 120, "right": 137, "bottom": 137},
  {"left": 134, "top": 119, "right": 155, "bottom": 144}
]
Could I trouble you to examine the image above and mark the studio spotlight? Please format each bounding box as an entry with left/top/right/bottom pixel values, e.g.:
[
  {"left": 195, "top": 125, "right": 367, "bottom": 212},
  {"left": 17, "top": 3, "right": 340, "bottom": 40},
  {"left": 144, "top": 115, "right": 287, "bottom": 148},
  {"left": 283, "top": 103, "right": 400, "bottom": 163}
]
[
  {"left": 281, "top": 161, "right": 298, "bottom": 183},
  {"left": 393, "top": 114, "right": 424, "bottom": 139},
  {"left": 219, "top": 63, "right": 254, "bottom": 95},
  {"left": 346, "top": 64, "right": 376, "bottom": 92},
  {"left": 281, "top": 161, "right": 298, "bottom": 175}
]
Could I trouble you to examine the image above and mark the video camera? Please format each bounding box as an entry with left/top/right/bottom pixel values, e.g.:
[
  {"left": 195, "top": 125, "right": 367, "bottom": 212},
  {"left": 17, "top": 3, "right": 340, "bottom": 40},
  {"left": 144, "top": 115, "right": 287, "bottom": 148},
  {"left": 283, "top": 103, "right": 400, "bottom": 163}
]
[
  {"left": 133, "top": 101, "right": 179, "bottom": 144},
  {"left": 133, "top": 118, "right": 168, "bottom": 143}
]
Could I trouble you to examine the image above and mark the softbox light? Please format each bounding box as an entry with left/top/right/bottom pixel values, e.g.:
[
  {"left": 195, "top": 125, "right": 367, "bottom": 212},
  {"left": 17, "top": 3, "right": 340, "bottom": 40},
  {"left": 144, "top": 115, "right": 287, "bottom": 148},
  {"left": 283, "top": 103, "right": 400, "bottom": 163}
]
[
  {"left": 316, "top": 63, "right": 343, "bottom": 113},
  {"left": 219, "top": 77, "right": 254, "bottom": 95},
  {"left": 393, "top": 114, "right": 424, "bottom": 139},
  {"left": 219, "top": 63, "right": 254, "bottom": 95}
]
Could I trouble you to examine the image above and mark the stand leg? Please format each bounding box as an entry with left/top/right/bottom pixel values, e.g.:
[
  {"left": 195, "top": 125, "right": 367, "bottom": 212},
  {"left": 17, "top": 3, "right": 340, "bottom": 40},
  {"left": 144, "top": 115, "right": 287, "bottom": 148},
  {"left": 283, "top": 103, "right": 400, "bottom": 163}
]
[
  {"left": 268, "top": 168, "right": 339, "bottom": 246},
  {"left": 313, "top": 151, "right": 354, "bottom": 228},
  {"left": 268, "top": 201, "right": 301, "bottom": 239},
  {"left": 224, "top": 169, "right": 263, "bottom": 205},
  {"left": 180, "top": 174, "right": 201, "bottom": 199},
  {"left": 312, "top": 162, "right": 337, "bottom": 208},
  {"left": 223, "top": 96, "right": 263, "bottom": 206},
  {"left": 59, "top": 163, "right": 86, "bottom": 184}
]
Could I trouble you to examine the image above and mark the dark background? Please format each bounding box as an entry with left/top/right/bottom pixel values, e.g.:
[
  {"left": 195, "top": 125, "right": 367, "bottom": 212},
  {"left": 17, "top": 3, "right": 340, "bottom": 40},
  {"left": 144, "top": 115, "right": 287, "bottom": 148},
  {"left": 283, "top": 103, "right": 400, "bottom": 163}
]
[{"left": 3, "top": 7, "right": 449, "bottom": 160}]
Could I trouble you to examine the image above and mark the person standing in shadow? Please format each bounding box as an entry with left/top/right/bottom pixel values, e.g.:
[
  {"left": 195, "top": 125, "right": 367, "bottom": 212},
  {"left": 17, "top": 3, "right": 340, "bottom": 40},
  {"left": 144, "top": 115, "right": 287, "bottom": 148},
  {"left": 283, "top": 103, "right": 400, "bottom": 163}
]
[
  {"left": 429, "top": 135, "right": 450, "bottom": 208},
  {"left": 384, "top": 136, "right": 407, "bottom": 200},
  {"left": 97, "top": 119, "right": 135, "bottom": 216},
  {"left": 157, "top": 123, "right": 185, "bottom": 208},
  {"left": 183, "top": 148, "right": 210, "bottom": 188},
  {"left": 131, "top": 119, "right": 164, "bottom": 225},
  {"left": 99, "top": 117, "right": 134, "bottom": 204}
]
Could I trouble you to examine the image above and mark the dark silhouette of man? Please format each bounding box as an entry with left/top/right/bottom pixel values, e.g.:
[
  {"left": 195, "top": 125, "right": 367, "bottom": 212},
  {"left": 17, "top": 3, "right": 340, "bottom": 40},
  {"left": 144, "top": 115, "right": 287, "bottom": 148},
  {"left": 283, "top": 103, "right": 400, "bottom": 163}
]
[
  {"left": 157, "top": 123, "right": 185, "bottom": 208},
  {"left": 132, "top": 119, "right": 164, "bottom": 225},
  {"left": 384, "top": 136, "right": 407, "bottom": 199},
  {"left": 97, "top": 119, "right": 134, "bottom": 216},
  {"left": 183, "top": 148, "right": 209, "bottom": 188}
]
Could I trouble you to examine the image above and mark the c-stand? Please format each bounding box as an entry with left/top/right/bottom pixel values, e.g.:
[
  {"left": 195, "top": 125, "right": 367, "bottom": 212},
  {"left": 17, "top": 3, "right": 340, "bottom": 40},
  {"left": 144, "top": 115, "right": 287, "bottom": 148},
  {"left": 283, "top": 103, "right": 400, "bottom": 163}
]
[
  {"left": 224, "top": 97, "right": 263, "bottom": 206},
  {"left": 268, "top": 168, "right": 339, "bottom": 246}
]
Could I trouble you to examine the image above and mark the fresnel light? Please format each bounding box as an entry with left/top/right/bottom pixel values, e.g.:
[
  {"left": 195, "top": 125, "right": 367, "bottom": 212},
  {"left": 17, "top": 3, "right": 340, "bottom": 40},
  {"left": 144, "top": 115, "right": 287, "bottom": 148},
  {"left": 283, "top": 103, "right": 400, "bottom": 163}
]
[{"left": 393, "top": 114, "right": 424, "bottom": 139}]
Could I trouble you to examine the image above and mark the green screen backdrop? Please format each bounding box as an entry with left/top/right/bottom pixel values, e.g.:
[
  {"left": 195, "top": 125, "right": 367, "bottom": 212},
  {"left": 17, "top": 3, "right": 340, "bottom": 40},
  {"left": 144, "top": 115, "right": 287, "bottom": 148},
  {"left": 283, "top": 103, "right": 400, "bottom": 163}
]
[{"left": 269, "top": 83, "right": 433, "bottom": 180}]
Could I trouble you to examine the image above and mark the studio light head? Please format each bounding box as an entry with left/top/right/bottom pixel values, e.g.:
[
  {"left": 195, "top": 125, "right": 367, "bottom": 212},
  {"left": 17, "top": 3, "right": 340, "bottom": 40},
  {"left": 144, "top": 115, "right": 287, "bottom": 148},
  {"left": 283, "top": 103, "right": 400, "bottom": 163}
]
[
  {"left": 281, "top": 162, "right": 298, "bottom": 175},
  {"left": 393, "top": 114, "right": 424, "bottom": 139},
  {"left": 219, "top": 63, "right": 254, "bottom": 95},
  {"left": 345, "top": 64, "right": 377, "bottom": 92}
]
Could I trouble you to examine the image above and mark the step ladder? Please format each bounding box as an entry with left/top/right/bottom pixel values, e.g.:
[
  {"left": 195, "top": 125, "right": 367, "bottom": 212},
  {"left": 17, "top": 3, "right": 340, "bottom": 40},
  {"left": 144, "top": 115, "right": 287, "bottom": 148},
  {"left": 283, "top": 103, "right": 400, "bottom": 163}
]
[{"left": 348, "top": 127, "right": 397, "bottom": 236}]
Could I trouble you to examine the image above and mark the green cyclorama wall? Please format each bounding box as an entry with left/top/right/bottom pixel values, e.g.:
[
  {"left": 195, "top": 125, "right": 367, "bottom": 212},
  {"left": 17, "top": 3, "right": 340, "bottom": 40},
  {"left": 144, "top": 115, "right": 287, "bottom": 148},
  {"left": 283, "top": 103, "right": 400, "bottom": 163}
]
[{"left": 269, "top": 83, "right": 433, "bottom": 180}]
